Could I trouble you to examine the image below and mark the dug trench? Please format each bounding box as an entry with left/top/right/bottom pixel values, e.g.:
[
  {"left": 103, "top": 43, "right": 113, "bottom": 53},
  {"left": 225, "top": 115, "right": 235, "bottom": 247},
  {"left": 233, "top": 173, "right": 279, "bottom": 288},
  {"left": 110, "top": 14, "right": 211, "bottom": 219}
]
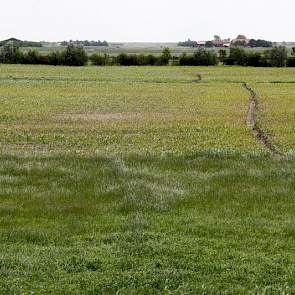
[
  {"left": 194, "top": 73, "right": 281, "bottom": 155},
  {"left": 242, "top": 83, "right": 282, "bottom": 156}
]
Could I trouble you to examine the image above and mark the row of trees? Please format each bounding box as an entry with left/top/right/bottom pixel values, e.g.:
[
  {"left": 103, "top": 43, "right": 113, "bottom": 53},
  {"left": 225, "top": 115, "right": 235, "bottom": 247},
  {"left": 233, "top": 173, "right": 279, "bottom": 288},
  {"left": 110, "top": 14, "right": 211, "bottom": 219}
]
[
  {"left": 90, "top": 48, "right": 172, "bottom": 66},
  {"left": 178, "top": 49, "right": 218, "bottom": 65},
  {"left": 223, "top": 47, "right": 294, "bottom": 67},
  {"left": 178, "top": 37, "right": 272, "bottom": 48},
  {"left": 0, "top": 43, "right": 88, "bottom": 66},
  {"left": 1, "top": 43, "right": 295, "bottom": 67},
  {"left": 0, "top": 43, "right": 172, "bottom": 66},
  {"left": 0, "top": 38, "right": 42, "bottom": 47},
  {"left": 178, "top": 39, "right": 198, "bottom": 48},
  {"left": 179, "top": 47, "right": 295, "bottom": 67},
  {"left": 248, "top": 39, "right": 273, "bottom": 48},
  {"left": 60, "top": 40, "right": 109, "bottom": 47}
]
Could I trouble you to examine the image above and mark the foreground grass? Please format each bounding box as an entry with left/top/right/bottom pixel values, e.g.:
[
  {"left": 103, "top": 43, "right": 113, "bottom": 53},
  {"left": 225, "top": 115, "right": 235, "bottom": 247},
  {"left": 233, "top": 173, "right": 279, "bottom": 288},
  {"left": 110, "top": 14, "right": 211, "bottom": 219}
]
[{"left": 0, "top": 152, "right": 295, "bottom": 294}]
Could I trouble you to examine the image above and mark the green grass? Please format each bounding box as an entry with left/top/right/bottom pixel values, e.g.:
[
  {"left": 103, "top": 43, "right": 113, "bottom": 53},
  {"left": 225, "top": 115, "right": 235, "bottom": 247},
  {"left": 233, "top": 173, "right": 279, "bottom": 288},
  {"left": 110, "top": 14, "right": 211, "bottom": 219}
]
[
  {"left": 254, "top": 83, "right": 295, "bottom": 154},
  {"left": 1, "top": 153, "right": 295, "bottom": 294},
  {"left": 0, "top": 65, "right": 261, "bottom": 154},
  {"left": 1, "top": 65, "right": 295, "bottom": 294}
]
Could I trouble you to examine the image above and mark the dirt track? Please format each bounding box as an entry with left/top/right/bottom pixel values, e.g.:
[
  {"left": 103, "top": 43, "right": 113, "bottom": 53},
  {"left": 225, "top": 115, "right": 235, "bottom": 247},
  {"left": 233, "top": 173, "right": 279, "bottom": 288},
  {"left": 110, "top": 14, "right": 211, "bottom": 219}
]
[{"left": 243, "top": 83, "right": 282, "bottom": 155}]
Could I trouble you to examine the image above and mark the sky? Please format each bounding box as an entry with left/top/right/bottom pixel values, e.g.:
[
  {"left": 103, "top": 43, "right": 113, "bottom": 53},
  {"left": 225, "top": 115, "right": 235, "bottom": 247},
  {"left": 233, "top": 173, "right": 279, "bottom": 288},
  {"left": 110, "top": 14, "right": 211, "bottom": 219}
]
[{"left": 1, "top": 0, "right": 295, "bottom": 42}]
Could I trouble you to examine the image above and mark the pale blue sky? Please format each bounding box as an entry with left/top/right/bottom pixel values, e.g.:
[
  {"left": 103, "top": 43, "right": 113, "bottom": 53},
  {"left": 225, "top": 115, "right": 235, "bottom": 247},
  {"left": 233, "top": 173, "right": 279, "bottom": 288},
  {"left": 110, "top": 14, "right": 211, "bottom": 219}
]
[{"left": 2, "top": 0, "right": 295, "bottom": 42}]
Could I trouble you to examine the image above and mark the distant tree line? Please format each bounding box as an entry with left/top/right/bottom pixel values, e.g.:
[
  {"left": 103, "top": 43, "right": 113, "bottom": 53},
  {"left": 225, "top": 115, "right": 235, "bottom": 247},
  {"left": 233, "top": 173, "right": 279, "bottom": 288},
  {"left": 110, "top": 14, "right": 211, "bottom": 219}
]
[
  {"left": 0, "top": 43, "right": 172, "bottom": 66},
  {"left": 179, "top": 38, "right": 272, "bottom": 48},
  {"left": 178, "top": 49, "right": 218, "bottom": 65},
  {"left": 248, "top": 39, "right": 273, "bottom": 48},
  {"left": 178, "top": 47, "right": 295, "bottom": 67},
  {"left": 178, "top": 39, "right": 198, "bottom": 48},
  {"left": 60, "top": 40, "right": 109, "bottom": 47},
  {"left": 0, "top": 43, "right": 88, "bottom": 66},
  {"left": 0, "top": 38, "right": 42, "bottom": 47},
  {"left": 223, "top": 47, "right": 292, "bottom": 67},
  {"left": 90, "top": 48, "right": 172, "bottom": 66},
  {"left": 1, "top": 42, "right": 295, "bottom": 67}
]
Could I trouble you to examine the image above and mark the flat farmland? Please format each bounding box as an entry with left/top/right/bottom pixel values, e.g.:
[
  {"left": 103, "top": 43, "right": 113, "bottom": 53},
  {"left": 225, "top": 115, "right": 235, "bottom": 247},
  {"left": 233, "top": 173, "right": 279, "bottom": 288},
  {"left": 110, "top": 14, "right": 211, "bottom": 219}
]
[
  {"left": 255, "top": 83, "right": 295, "bottom": 154},
  {"left": 0, "top": 65, "right": 295, "bottom": 294},
  {"left": 0, "top": 66, "right": 261, "bottom": 154}
]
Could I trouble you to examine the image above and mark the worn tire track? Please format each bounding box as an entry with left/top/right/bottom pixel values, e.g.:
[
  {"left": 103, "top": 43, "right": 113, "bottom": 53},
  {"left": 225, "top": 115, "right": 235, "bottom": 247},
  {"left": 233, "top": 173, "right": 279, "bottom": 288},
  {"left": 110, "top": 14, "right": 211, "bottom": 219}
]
[{"left": 243, "top": 83, "right": 282, "bottom": 155}]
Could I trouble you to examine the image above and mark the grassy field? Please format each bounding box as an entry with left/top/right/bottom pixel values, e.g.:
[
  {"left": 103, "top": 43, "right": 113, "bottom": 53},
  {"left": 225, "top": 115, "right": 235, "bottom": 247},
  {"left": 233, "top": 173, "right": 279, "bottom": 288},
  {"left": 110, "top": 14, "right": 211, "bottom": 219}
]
[
  {"left": 0, "top": 65, "right": 295, "bottom": 294},
  {"left": 22, "top": 43, "right": 280, "bottom": 57},
  {"left": 22, "top": 43, "right": 197, "bottom": 56}
]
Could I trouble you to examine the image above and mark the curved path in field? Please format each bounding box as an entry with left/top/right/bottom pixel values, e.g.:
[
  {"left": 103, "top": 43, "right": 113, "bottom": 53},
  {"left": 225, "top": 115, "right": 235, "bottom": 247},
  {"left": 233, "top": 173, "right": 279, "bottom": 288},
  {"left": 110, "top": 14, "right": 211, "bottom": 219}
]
[
  {"left": 243, "top": 83, "right": 282, "bottom": 155},
  {"left": 194, "top": 74, "right": 281, "bottom": 155}
]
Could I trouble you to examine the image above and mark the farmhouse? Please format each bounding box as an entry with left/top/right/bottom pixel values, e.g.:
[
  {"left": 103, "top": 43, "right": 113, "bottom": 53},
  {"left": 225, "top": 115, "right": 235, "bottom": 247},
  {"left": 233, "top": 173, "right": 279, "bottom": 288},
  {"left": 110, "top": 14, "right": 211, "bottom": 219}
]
[{"left": 197, "top": 41, "right": 206, "bottom": 47}]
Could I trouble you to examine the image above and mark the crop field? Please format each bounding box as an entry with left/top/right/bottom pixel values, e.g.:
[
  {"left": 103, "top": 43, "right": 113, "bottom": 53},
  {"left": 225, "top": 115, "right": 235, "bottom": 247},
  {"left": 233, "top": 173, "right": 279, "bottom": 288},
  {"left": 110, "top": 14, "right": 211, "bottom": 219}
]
[{"left": 0, "top": 65, "right": 295, "bottom": 294}]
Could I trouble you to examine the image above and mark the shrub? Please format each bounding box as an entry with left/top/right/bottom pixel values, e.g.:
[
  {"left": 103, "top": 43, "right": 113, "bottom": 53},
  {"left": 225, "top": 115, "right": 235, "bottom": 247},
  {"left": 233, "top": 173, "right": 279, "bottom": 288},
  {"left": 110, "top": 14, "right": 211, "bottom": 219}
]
[
  {"left": 157, "top": 48, "right": 172, "bottom": 65},
  {"left": 265, "top": 46, "right": 287, "bottom": 67},
  {"left": 178, "top": 39, "right": 198, "bottom": 48},
  {"left": 0, "top": 43, "right": 23, "bottom": 64},
  {"left": 218, "top": 49, "right": 227, "bottom": 64},
  {"left": 246, "top": 52, "right": 264, "bottom": 67},
  {"left": 248, "top": 39, "right": 273, "bottom": 48},
  {"left": 22, "top": 50, "right": 41, "bottom": 64},
  {"left": 62, "top": 44, "right": 88, "bottom": 66},
  {"left": 144, "top": 54, "right": 158, "bottom": 65},
  {"left": 48, "top": 51, "right": 63, "bottom": 66},
  {"left": 287, "top": 57, "right": 295, "bottom": 67},
  {"left": 90, "top": 53, "right": 111, "bottom": 65},
  {"left": 225, "top": 48, "right": 247, "bottom": 65},
  {"left": 115, "top": 53, "right": 160, "bottom": 66},
  {"left": 194, "top": 49, "right": 217, "bottom": 65},
  {"left": 116, "top": 53, "right": 135, "bottom": 66},
  {"left": 179, "top": 49, "right": 218, "bottom": 66}
]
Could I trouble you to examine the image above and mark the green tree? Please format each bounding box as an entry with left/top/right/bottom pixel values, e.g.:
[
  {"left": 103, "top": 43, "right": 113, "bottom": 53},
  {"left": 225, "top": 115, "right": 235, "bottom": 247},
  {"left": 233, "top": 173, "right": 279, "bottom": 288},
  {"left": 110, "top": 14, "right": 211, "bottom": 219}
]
[
  {"left": 0, "top": 43, "right": 23, "bottom": 64},
  {"left": 225, "top": 47, "right": 247, "bottom": 65},
  {"left": 266, "top": 46, "right": 287, "bottom": 67},
  {"left": 158, "top": 48, "right": 172, "bottom": 65},
  {"left": 23, "top": 49, "right": 40, "bottom": 64},
  {"left": 62, "top": 44, "right": 88, "bottom": 66},
  {"left": 48, "top": 51, "right": 63, "bottom": 66},
  {"left": 218, "top": 49, "right": 227, "bottom": 63},
  {"left": 90, "top": 53, "right": 111, "bottom": 65}
]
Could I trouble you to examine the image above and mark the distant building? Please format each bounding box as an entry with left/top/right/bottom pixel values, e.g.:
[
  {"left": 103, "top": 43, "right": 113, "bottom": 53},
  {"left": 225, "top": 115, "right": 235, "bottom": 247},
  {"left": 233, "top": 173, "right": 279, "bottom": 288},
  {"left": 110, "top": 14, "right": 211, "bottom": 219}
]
[
  {"left": 206, "top": 37, "right": 232, "bottom": 48},
  {"left": 212, "top": 39, "right": 224, "bottom": 47},
  {"left": 197, "top": 41, "right": 206, "bottom": 47}
]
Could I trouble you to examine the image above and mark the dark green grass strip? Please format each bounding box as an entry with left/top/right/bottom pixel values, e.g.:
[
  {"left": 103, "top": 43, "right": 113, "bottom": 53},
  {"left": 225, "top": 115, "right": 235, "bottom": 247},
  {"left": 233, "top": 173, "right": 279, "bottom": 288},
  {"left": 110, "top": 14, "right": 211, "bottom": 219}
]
[{"left": 0, "top": 153, "right": 295, "bottom": 294}]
